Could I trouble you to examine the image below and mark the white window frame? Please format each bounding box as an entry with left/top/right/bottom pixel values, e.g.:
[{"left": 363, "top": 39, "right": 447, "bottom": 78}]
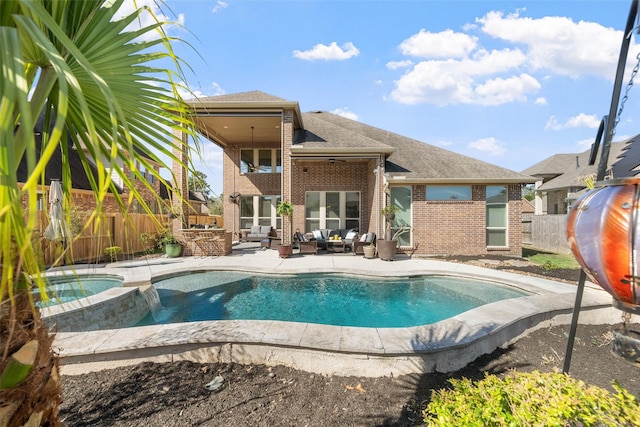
[
  {"left": 240, "top": 149, "right": 282, "bottom": 174},
  {"left": 486, "top": 185, "right": 508, "bottom": 247},
  {"left": 305, "top": 191, "right": 360, "bottom": 231}
]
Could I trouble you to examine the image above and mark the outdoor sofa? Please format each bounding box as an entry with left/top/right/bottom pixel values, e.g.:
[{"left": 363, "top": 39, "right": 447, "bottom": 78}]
[{"left": 243, "top": 225, "right": 276, "bottom": 242}]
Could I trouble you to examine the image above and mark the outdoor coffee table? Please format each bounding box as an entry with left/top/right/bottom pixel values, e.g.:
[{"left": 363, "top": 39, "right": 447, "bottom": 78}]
[{"left": 326, "top": 239, "right": 345, "bottom": 253}]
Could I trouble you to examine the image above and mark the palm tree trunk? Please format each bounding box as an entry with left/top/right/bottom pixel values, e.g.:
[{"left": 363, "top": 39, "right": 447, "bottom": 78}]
[{"left": 0, "top": 283, "right": 61, "bottom": 427}]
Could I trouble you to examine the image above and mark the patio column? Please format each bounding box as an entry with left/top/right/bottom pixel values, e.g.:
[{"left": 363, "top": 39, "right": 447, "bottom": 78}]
[
  {"left": 281, "top": 110, "right": 293, "bottom": 244},
  {"left": 172, "top": 128, "right": 189, "bottom": 234},
  {"left": 534, "top": 179, "right": 544, "bottom": 215}
]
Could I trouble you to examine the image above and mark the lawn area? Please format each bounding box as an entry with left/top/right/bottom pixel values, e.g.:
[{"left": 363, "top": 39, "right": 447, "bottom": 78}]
[{"left": 522, "top": 247, "right": 580, "bottom": 270}]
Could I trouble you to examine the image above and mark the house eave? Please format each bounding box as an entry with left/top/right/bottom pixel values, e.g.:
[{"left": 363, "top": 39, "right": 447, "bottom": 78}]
[
  {"left": 385, "top": 177, "right": 536, "bottom": 185},
  {"left": 290, "top": 146, "right": 396, "bottom": 155}
]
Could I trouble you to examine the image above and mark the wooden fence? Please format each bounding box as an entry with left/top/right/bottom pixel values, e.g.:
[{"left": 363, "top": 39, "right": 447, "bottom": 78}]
[
  {"left": 36, "top": 211, "right": 168, "bottom": 265},
  {"left": 522, "top": 213, "right": 570, "bottom": 254}
]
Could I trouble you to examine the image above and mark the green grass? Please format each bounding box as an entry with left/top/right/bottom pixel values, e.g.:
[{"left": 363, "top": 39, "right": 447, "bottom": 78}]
[{"left": 522, "top": 247, "right": 580, "bottom": 270}]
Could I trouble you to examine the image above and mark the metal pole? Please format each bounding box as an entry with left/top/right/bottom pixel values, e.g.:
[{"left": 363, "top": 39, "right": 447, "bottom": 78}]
[
  {"left": 562, "top": 0, "right": 638, "bottom": 373},
  {"left": 563, "top": 270, "right": 587, "bottom": 373}
]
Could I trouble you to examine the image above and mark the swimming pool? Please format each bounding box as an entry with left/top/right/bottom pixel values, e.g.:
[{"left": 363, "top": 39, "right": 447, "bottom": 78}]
[
  {"left": 139, "top": 271, "right": 529, "bottom": 328},
  {"left": 36, "top": 275, "right": 123, "bottom": 308}
]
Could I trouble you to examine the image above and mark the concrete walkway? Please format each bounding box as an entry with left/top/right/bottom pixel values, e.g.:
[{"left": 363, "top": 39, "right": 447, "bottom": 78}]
[{"left": 51, "top": 246, "right": 622, "bottom": 377}]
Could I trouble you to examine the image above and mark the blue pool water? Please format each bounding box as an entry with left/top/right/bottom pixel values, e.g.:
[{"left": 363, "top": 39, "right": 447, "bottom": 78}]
[
  {"left": 36, "top": 276, "right": 122, "bottom": 308},
  {"left": 138, "top": 272, "right": 529, "bottom": 328}
]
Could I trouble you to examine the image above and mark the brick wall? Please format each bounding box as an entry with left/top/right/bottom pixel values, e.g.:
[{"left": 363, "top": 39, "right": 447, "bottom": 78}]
[
  {"left": 290, "top": 160, "right": 374, "bottom": 233},
  {"left": 406, "top": 184, "right": 522, "bottom": 257}
]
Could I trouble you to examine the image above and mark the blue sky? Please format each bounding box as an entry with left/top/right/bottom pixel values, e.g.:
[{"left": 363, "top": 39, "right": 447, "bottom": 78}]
[{"left": 152, "top": 0, "right": 640, "bottom": 196}]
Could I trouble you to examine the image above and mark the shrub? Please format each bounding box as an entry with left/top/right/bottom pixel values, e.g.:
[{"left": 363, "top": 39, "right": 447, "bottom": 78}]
[
  {"left": 423, "top": 371, "right": 640, "bottom": 426},
  {"left": 103, "top": 246, "right": 122, "bottom": 262}
]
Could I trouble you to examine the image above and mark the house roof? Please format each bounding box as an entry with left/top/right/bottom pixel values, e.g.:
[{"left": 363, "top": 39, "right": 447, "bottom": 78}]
[
  {"left": 17, "top": 113, "right": 109, "bottom": 191},
  {"left": 523, "top": 142, "right": 626, "bottom": 191},
  {"left": 299, "top": 111, "right": 535, "bottom": 184},
  {"left": 186, "top": 91, "right": 303, "bottom": 148},
  {"left": 612, "top": 134, "right": 640, "bottom": 178},
  {"left": 193, "top": 91, "right": 295, "bottom": 104}
]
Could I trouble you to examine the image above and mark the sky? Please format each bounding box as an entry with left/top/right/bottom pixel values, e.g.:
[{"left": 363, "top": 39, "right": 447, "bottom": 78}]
[{"left": 149, "top": 0, "right": 640, "bottom": 196}]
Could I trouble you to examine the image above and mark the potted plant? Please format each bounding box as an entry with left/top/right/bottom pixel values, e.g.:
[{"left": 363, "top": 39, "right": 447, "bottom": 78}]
[
  {"left": 378, "top": 204, "right": 401, "bottom": 261},
  {"left": 159, "top": 231, "right": 182, "bottom": 257},
  {"left": 380, "top": 204, "right": 400, "bottom": 223},
  {"left": 276, "top": 201, "right": 293, "bottom": 258}
]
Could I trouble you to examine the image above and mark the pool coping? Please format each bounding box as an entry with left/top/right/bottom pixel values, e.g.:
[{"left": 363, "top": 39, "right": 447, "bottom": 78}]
[{"left": 51, "top": 251, "right": 625, "bottom": 377}]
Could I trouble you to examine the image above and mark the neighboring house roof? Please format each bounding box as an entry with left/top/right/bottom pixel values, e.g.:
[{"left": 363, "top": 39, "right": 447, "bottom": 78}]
[
  {"left": 523, "top": 142, "right": 626, "bottom": 192},
  {"left": 17, "top": 113, "right": 108, "bottom": 191},
  {"left": 612, "top": 134, "right": 640, "bottom": 178},
  {"left": 159, "top": 180, "right": 205, "bottom": 203},
  {"left": 297, "top": 111, "right": 535, "bottom": 184},
  {"left": 522, "top": 198, "right": 535, "bottom": 213}
]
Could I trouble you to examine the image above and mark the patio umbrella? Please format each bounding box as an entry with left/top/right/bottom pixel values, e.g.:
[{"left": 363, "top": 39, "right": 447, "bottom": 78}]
[{"left": 43, "top": 180, "right": 70, "bottom": 242}]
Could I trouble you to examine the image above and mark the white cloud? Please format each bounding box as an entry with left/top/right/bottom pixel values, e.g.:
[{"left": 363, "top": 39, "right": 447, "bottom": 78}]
[
  {"left": 386, "top": 60, "right": 413, "bottom": 70},
  {"left": 468, "top": 137, "right": 505, "bottom": 155},
  {"left": 293, "top": 42, "right": 360, "bottom": 61},
  {"left": 390, "top": 49, "right": 535, "bottom": 106},
  {"left": 474, "top": 73, "right": 540, "bottom": 106},
  {"left": 545, "top": 113, "right": 600, "bottom": 130},
  {"left": 212, "top": 1, "right": 228, "bottom": 14},
  {"left": 388, "top": 10, "right": 639, "bottom": 107},
  {"left": 399, "top": 29, "right": 478, "bottom": 59},
  {"left": 477, "top": 10, "right": 631, "bottom": 80},
  {"left": 330, "top": 107, "right": 359, "bottom": 121}
]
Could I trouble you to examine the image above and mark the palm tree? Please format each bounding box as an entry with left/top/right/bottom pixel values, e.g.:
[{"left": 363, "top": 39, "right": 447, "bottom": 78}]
[{"left": 0, "top": 1, "right": 196, "bottom": 424}]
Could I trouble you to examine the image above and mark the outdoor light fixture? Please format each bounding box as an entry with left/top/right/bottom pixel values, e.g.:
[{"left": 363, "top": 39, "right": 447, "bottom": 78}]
[{"left": 229, "top": 192, "right": 241, "bottom": 204}]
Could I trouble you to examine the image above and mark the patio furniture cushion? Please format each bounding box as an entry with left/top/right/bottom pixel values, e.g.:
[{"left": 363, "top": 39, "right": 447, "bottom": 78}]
[{"left": 245, "top": 226, "right": 276, "bottom": 242}]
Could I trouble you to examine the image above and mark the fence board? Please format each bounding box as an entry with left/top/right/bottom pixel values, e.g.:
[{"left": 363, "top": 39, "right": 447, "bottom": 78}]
[
  {"left": 34, "top": 211, "right": 168, "bottom": 265},
  {"left": 522, "top": 213, "right": 570, "bottom": 254}
]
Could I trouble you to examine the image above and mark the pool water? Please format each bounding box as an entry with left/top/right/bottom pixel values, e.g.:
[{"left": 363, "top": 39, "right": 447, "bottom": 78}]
[
  {"left": 138, "top": 272, "right": 529, "bottom": 328},
  {"left": 36, "top": 276, "right": 122, "bottom": 308}
]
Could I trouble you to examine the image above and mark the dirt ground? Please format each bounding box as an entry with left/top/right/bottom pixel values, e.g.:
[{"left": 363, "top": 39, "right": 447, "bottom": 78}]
[{"left": 59, "top": 257, "right": 640, "bottom": 426}]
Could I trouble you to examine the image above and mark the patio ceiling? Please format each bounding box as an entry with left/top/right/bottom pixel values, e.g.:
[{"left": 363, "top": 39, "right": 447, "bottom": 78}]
[{"left": 193, "top": 114, "right": 282, "bottom": 148}]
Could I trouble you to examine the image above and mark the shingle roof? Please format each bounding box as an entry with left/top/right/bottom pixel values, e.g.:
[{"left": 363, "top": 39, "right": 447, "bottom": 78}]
[
  {"left": 17, "top": 113, "right": 106, "bottom": 191},
  {"left": 300, "top": 111, "right": 535, "bottom": 183},
  {"left": 612, "top": 134, "right": 640, "bottom": 177},
  {"left": 529, "top": 142, "right": 626, "bottom": 191},
  {"left": 190, "top": 90, "right": 293, "bottom": 104}
]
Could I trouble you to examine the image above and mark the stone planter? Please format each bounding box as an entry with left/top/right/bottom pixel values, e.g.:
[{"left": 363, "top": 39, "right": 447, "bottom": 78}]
[
  {"left": 278, "top": 244, "right": 292, "bottom": 258},
  {"left": 165, "top": 243, "right": 182, "bottom": 258},
  {"left": 376, "top": 239, "right": 397, "bottom": 261},
  {"left": 363, "top": 244, "right": 376, "bottom": 259}
]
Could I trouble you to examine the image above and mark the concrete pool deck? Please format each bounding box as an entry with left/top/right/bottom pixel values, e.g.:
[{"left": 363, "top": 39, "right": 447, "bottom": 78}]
[{"left": 52, "top": 246, "right": 627, "bottom": 377}]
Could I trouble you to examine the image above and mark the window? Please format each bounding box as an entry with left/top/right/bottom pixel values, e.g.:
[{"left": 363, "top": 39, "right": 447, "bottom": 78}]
[
  {"left": 426, "top": 185, "right": 471, "bottom": 201},
  {"left": 486, "top": 186, "right": 508, "bottom": 247},
  {"left": 390, "top": 186, "right": 411, "bottom": 247},
  {"left": 239, "top": 195, "right": 282, "bottom": 229},
  {"left": 240, "top": 149, "right": 282, "bottom": 174},
  {"left": 305, "top": 191, "right": 360, "bottom": 232}
]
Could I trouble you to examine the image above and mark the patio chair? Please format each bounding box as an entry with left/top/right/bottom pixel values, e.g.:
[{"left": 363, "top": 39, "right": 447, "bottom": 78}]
[
  {"left": 193, "top": 235, "right": 221, "bottom": 257},
  {"left": 294, "top": 231, "right": 317, "bottom": 255},
  {"left": 352, "top": 232, "right": 376, "bottom": 255}
]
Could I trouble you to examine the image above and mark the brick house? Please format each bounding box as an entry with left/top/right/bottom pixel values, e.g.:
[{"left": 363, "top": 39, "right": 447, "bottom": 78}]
[
  {"left": 522, "top": 142, "right": 627, "bottom": 215},
  {"left": 174, "top": 91, "right": 535, "bottom": 256}
]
